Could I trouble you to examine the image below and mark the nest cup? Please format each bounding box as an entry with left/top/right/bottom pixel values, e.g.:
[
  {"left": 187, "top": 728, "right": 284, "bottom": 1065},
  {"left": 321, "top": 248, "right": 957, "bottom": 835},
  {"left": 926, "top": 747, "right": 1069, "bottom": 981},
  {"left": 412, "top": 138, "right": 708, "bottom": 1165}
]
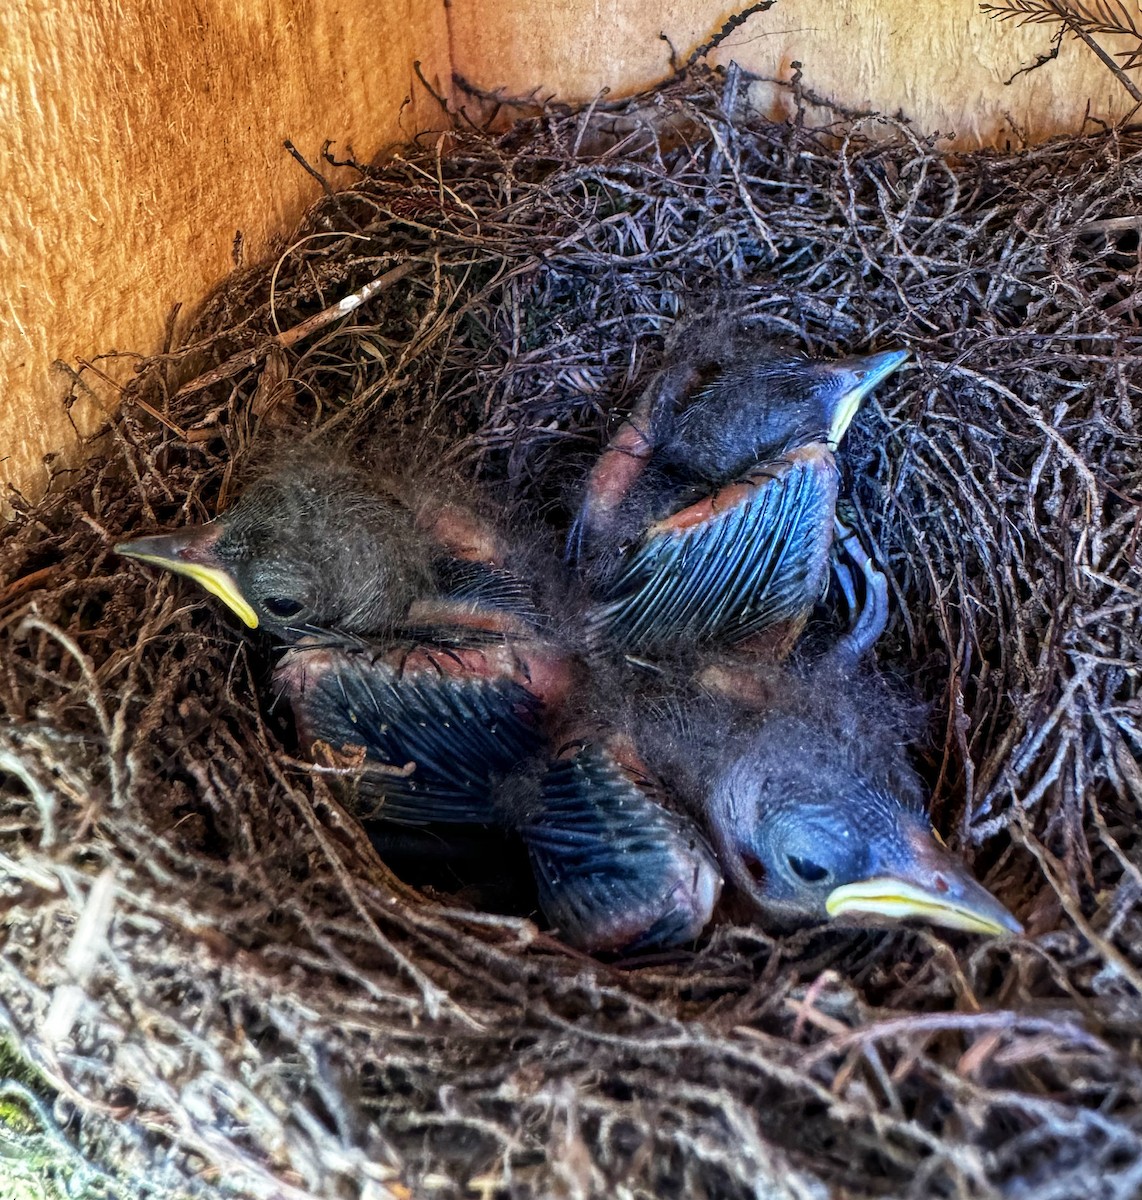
[{"left": 1, "top": 67, "right": 1141, "bottom": 1199}]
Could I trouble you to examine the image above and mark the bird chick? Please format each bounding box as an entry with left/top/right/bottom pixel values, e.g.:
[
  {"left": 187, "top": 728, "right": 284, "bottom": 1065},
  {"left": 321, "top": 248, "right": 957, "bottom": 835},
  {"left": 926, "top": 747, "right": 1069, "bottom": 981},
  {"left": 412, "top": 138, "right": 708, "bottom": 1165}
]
[
  {"left": 276, "top": 630, "right": 722, "bottom": 954},
  {"left": 115, "top": 458, "right": 538, "bottom": 639},
  {"left": 710, "top": 686, "right": 1022, "bottom": 936},
  {"left": 625, "top": 515, "right": 1021, "bottom": 940},
  {"left": 118, "top": 455, "right": 716, "bottom": 953},
  {"left": 571, "top": 324, "right": 908, "bottom": 655}
]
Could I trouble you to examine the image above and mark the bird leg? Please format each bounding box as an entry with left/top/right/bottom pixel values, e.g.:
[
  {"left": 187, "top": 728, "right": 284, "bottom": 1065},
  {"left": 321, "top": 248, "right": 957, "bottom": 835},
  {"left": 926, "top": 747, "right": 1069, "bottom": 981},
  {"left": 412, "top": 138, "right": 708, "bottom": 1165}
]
[{"left": 829, "top": 512, "right": 888, "bottom": 667}]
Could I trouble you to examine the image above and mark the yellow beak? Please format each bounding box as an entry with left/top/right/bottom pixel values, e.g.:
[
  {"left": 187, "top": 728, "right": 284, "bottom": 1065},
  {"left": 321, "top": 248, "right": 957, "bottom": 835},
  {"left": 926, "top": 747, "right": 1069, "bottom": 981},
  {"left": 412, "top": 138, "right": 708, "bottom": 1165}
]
[
  {"left": 827, "top": 349, "right": 910, "bottom": 448},
  {"left": 826, "top": 876, "right": 1022, "bottom": 936},
  {"left": 824, "top": 818, "right": 1021, "bottom": 936},
  {"left": 115, "top": 531, "right": 260, "bottom": 629}
]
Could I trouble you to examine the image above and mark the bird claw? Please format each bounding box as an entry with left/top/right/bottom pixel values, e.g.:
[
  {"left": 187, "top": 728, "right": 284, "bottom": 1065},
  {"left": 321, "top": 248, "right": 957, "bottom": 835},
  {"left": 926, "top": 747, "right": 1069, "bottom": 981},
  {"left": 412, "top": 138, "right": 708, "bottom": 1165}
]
[
  {"left": 830, "top": 556, "right": 858, "bottom": 615},
  {"left": 829, "top": 513, "right": 888, "bottom": 666}
]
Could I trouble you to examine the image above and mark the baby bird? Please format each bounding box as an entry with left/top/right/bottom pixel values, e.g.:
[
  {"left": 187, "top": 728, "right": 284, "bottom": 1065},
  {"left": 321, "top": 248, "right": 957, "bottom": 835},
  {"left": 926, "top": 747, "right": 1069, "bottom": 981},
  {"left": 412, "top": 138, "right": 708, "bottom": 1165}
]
[
  {"left": 117, "top": 457, "right": 721, "bottom": 954},
  {"left": 571, "top": 327, "right": 908, "bottom": 655},
  {"left": 115, "top": 457, "right": 538, "bottom": 639},
  {"left": 640, "top": 529, "right": 1021, "bottom": 939},
  {"left": 115, "top": 454, "right": 556, "bottom": 811},
  {"left": 686, "top": 664, "right": 1022, "bottom": 937}
]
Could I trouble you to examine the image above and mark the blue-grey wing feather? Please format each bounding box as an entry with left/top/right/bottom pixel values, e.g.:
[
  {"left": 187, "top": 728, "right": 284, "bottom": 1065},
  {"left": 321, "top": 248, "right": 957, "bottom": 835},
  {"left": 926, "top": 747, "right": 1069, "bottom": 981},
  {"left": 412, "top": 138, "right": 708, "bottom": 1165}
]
[
  {"left": 519, "top": 745, "right": 721, "bottom": 952},
  {"left": 282, "top": 646, "right": 545, "bottom": 825},
  {"left": 588, "top": 456, "right": 837, "bottom": 651}
]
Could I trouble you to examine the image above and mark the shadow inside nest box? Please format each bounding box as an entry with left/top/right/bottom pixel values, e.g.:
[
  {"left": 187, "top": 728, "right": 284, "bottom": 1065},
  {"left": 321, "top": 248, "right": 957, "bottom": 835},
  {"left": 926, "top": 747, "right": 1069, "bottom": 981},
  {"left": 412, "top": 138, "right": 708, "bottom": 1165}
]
[{"left": 366, "top": 823, "right": 540, "bottom": 915}]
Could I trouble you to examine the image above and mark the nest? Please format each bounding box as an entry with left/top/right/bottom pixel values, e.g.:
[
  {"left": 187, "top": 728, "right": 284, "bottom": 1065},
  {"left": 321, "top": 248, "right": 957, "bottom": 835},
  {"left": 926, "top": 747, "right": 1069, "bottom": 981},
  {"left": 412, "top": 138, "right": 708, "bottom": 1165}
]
[{"left": 1, "top": 66, "right": 1141, "bottom": 1200}]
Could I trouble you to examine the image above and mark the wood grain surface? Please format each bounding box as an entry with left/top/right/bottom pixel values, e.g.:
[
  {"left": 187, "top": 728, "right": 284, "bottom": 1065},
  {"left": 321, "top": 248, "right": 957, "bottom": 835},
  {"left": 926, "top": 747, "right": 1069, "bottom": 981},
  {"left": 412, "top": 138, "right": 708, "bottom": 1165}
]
[
  {"left": 2, "top": 0, "right": 1135, "bottom": 504},
  {"left": 446, "top": 0, "right": 1138, "bottom": 145},
  {"left": 1, "top": 0, "right": 451, "bottom": 507}
]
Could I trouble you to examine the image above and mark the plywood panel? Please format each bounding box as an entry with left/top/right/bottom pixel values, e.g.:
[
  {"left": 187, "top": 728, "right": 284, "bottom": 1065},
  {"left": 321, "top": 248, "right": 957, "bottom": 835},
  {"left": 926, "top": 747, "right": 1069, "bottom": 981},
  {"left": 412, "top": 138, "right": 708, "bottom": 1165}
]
[
  {"left": 1, "top": 0, "right": 451, "bottom": 507},
  {"left": 446, "top": 0, "right": 1137, "bottom": 145}
]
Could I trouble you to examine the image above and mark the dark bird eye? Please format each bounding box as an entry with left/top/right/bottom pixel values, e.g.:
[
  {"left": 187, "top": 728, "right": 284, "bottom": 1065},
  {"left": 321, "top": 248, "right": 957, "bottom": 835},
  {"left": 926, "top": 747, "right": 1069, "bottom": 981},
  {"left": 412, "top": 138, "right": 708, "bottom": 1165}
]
[
  {"left": 787, "top": 854, "right": 829, "bottom": 883},
  {"left": 262, "top": 596, "right": 304, "bottom": 619}
]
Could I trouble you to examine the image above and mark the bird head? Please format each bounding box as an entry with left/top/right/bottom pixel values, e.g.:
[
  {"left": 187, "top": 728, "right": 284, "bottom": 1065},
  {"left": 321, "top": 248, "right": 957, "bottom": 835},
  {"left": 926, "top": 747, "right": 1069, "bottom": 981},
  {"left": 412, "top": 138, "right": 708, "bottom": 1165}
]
[
  {"left": 669, "top": 347, "right": 910, "bottom": 484},
  {"left": 816, "top": 348, "right": 911, "bottom": 449},
  {"left": 704, "top": 715, "right": 1022, "bottom": 937},
  {"left": 115, "top": 463, "right": 434, "bottom": 638}
]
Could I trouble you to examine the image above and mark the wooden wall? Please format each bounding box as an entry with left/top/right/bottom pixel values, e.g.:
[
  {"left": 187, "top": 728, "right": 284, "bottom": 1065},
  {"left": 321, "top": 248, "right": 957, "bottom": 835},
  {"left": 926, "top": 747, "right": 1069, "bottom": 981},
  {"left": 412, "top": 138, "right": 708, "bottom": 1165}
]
[
  {"left": 2, "top": 0, "right": 1135, "bottom": 506},
  {"left": 447, "top": 1, "right": 1137, "bottom": 145},
  {"left": 1, "top": 0, "right": 452, "bottom": 509}
]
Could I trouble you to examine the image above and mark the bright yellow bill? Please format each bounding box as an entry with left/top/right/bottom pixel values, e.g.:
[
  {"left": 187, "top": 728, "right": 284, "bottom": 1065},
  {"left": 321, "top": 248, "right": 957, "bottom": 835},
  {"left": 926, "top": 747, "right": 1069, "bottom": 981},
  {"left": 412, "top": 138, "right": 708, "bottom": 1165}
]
[
  {"left": 825, "top": 878, "right": 1020, "bottom": 937},
  {"left": 827, "top": 349, "right": 910, "bottom": 450},
  {"left": 126, "top": 553, "right": 260, "bottom": 629},
  {"left": 827, "top": 392, "right": 862, "bottom": 450}
]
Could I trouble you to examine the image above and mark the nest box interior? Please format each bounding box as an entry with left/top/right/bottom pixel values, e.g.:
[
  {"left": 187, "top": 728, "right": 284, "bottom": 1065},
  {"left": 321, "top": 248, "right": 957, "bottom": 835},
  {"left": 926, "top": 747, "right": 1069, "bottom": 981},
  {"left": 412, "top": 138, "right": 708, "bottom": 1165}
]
[{"left": 1, "top": 4, "right": 1141, "bottom": 1200}]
